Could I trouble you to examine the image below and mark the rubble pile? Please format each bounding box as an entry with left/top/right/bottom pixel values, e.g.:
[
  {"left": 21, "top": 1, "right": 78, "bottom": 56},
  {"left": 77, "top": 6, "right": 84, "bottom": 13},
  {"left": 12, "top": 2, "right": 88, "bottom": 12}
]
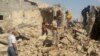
[
  {"left": 0, "top": 0, "right": 100, "bottom": 56},
  {"left": 0, "top": 24, "right": 100, "bottom": 56},
  {"left": 17, "top": 28, "right": 100, "bottom": 56}
]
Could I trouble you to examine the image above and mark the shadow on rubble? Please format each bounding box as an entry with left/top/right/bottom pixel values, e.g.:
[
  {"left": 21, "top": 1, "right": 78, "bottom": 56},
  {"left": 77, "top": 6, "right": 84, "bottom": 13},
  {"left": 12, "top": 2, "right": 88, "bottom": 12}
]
[
  {"left": 24, "top": 0, "right": 38, "bottom": 6},
  {"left": 90, "top": 26, "right": 100, "bottom": 41},
  {"left": 0, "top": 41, "right": 7, "bottom": 45},
  {"left": 43, "top": 37, "right": 64, "bottom": 47},
  {"left": 16, "top": 34, "right": 30, "bottom": 40},
  {"left": 0, "top": 27, "right": 4, "bottom": 34},
  {"left": 43, "top": 39, "right": 53, "bottom": 47}
]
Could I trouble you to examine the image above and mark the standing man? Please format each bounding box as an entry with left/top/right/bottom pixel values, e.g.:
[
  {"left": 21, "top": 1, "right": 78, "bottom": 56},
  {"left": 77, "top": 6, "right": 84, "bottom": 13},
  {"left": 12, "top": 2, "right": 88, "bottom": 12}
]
[
  {"left": 52, "top": 16, "right": 58, "bottom": 45},
  {"left": 81, "top": 5, "right": 90, "bottom": 29},
  {"left": 65, "top": 10, "right": 72, "bottom": 23},
  {"left": 42, "top": 22, "right": 48, "bottom": 35},
  {"left": 65, "top": 10, "right": 72, "bottom": 29},
  {"left": 8, "top": 30, "right": 18, "bottom": 56}
]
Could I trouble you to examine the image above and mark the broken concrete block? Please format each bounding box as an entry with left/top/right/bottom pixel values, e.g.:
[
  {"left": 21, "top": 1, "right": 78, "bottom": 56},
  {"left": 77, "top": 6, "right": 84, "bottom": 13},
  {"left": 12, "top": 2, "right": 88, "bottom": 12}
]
[
  {"left": 64, "top": 33, "right": 75, "bottom": 43},
  {"left": 38, "top": 34, "right": 47, "bottom": 41},
  {"left": 76, "top": 44, "right": 82, "bottom": 51},
  {"left": 60, "top": 37, "right": 69, "bottom": 45}
]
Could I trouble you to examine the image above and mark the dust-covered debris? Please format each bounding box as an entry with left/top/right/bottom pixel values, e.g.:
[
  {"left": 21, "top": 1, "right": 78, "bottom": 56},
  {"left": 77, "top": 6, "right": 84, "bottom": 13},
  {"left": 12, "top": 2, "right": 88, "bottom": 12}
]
[{"left": 0, "top": 0, "right": 100, "bottom": 56}]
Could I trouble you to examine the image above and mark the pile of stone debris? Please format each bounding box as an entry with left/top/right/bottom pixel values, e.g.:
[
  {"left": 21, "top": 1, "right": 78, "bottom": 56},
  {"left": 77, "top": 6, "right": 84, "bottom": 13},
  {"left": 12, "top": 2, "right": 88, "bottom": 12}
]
[
  {"left": 0, "top": 0, "right": 100, "bottom": 56},
  {"left": 0, "top": 22, "right": 100, "bottom": 56},
  {"left": 17, "top": 26, "right": 100, "bottom": 56}
]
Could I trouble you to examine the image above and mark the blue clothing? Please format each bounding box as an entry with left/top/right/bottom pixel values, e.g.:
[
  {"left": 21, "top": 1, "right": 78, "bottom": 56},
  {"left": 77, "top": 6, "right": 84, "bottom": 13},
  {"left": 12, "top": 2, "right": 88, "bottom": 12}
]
[
  {"left": 81, "top": 6, "right": 91, "bottom": 28},
  {"left": 8, "top": 47, "right": 16, "bottom": 56},
  {"left": 82, "top": 6, "right": 90, "bottom": 14}
]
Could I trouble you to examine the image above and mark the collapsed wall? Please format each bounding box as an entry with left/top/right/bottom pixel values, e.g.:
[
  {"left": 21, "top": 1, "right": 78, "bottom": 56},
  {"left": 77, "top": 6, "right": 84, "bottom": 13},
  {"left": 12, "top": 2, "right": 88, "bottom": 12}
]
[
  {"left": 0, "top": 0, "right": 66, "bottom": 55},
  {"left": 12, "top": 9, "right": 43, "bottom": 37},
  {"left": 0, "top": 0, "right": 49, "bottom": 38},
  {"left": 0, "top": 0, "right": 36, "bottom": 19},
  {"left": 0, "top": 10, "right": 43, "bottom": 38},
  {"left": 90, "top": 6, "right": 100, "bottom": 40},
  {"left": 0, "top": 0, "right": 47, "bottom": 55}
]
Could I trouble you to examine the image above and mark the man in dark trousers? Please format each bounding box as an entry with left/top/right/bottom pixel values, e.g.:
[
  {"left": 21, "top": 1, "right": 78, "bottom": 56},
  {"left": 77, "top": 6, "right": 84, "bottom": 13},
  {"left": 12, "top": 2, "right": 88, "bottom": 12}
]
[{"left": 81, "top": 5, "right": 90, "bottom": 29}]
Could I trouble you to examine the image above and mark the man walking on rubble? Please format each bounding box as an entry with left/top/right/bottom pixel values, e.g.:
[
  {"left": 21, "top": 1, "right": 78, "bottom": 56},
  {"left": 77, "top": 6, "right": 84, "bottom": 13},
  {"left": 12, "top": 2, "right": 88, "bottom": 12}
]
[
  {"left": 42, "top": 22, "right": 48, "bottom": 35},
  {"left": 81, "top": 5, "right": 90, "bottom": 29},
  {"left": 65, "top": 10, "right": 72, "bottom": 28},
  {"left": 52, "top": 9, "right": 64, "bottom": 45},
  {"left": 65, "top": 10, "right": 72, "bottom": 23},
  {"left": 8, "top": 28, "right": 18, "bottom": 56},
  {"left": 52, "top": 16, "right": 58, "bottom": 45}
]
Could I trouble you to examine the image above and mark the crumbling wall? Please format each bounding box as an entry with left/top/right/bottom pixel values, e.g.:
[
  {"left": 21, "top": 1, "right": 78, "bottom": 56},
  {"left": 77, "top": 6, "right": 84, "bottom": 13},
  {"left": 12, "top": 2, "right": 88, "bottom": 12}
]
[
  {"left": 0, "top": 0, "right": 37, "bottom": 19},
  {"left": 90, "top": 6, "right": 100, "bottom": 40},
  {"left": 0, "top": 9, "right": 43, "bottom": 38},
  {"left": 0, "top": 7, "right": 43, "bottom": 56},
  {"left": 82, "top": 6, "right": 100, "bottom": 40}
]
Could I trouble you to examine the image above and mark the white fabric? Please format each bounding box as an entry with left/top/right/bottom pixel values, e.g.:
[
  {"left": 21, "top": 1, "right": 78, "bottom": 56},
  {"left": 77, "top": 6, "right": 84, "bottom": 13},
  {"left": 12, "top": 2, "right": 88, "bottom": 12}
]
[{"left": 8, "top": 34, "right": 16, "bottom": 47}]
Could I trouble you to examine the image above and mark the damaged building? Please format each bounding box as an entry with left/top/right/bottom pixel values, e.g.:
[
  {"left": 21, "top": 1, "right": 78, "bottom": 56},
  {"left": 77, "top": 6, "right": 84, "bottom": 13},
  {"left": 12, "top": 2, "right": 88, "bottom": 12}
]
[
  {"left": 0, "top": 0, "right": 100, "bottom": 56},
  {"left": 0, "top": 0, "right": 66, "bottom": 55}
]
